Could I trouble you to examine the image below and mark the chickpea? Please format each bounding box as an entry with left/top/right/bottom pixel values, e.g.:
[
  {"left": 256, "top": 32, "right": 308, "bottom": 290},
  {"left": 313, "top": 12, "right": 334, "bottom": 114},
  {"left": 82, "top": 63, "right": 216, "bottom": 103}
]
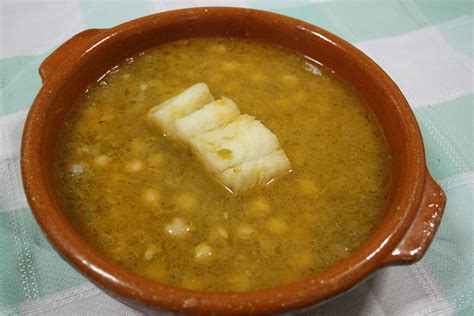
[
  {"left": 70, "top": 163, "right": 84, "bottom": 175},
  {"left": 222, "top": 61, "right": 240, "bottom": 72},
  {"left": 291, "top": 251, "right": 314, "bottom": 270},
  {"left": 144, "top": 244, "right": 161, "bottom": 261},
  {"left": 181, "top": 277, "right": 203, "bottom": 290},
  {"left": 281, "top": 74, "right": 298, "bottom": 85},
  {"left": 265, "top": 218, "right": 288, "bottom": 234},
  {"left": 227, "top": 274, "right": 251, "bottom": 292},
  {"left": 235, "top": 224, "right": 254, "bottom": 239},
  {"left": 144, "top": 262, "right": 167, "bottom": 281},
  {"left": 126, "top": 159, "right": 144, "bottom": 173},
  {"left": 175, "top": 193, "right": 198, "bottom": 212},
  {"left": 247, "top": 197, "right": 271, "bottom": 217},
  {"left": 140, "top": 83, "right": 148, "bottom": 91},
  {"left": 94, "top": 155, "right": 109, "bottom": 167},
  {"left": 164, "top": 218, "right": 190, "bottom": 238},
  {"left": 299, "top": 179, "right": 317, "bottom": 195},
  {"left": 130, "top": 137, "right": 147, "bottom": 156},
  {"left": 148, "top": 153, "right": 164, "bottom": 168},
  {"left": 142, "top": 188, "right": 159, "bottom": 205},
  {"left": 193, "top": 242, "right": 214, "bottom": 263}
]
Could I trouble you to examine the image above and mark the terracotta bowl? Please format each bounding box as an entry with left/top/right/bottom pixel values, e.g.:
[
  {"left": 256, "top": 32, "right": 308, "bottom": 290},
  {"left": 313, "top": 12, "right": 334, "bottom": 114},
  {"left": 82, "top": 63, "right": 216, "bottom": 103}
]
[{"left": 21, "top": 7, "right": 446, "bottom": 315}]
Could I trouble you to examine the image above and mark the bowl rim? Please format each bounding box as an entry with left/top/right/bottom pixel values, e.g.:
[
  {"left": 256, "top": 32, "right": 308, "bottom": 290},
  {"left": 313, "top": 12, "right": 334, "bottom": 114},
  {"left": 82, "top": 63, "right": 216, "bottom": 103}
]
[{"left": 21, "top": 6, "right": 433, "bottom": 314}]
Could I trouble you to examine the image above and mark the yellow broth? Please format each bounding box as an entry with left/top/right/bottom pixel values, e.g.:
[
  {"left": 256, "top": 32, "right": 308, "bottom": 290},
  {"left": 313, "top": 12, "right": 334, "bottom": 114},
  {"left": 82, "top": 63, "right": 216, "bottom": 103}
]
[{"left": 55, "top": 38, "right": 390, "bottom": 292}]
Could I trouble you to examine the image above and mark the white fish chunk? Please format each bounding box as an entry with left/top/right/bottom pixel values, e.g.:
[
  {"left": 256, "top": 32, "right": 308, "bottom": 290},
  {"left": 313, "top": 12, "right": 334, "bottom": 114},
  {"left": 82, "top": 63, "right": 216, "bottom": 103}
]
[
  {"left": 190, "top": 114, "right": 280, "bottom": 173},
  {"left": 147, "top": 84, "right": 292, "bottom": 192},
  {"left": 147, "top": 83, "right": 214, "bottom": 138},
  {"left": 218, "top": 149, "right": 291, "bottom": 192},
  {"left": 175, "top": 97, "right": 240, "bottom": 142}
]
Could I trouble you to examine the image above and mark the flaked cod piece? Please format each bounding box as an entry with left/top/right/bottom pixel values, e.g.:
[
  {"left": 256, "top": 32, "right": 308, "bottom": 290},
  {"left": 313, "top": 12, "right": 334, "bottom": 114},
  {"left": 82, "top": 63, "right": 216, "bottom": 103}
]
[
  {"left": 190, "top": 114, "right": 280, "bottom": 173},
  {"left": 147, "top": 83, "right": 291, "bottom": 192},
  {"left": 219, "top": 149, "right": 290, "bottom": 191},
  {"left": 147, "top": 83, "right": 214, "bottom": 138},
  {"left": 175, "top": 97, "right": 240, "bottom": 141}
]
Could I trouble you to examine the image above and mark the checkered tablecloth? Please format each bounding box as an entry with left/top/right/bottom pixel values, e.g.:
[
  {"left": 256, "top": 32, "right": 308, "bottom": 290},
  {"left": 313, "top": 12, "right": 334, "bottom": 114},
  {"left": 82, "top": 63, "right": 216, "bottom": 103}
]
[{"left": 1, "top": 1, "right": 472, "bottom": 315}]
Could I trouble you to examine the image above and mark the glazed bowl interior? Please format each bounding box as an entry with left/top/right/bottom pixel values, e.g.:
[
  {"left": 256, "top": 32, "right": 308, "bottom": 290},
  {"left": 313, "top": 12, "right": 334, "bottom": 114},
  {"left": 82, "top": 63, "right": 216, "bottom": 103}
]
[{"left": 24, "top": 7, "right": 427, "bottom": 314}]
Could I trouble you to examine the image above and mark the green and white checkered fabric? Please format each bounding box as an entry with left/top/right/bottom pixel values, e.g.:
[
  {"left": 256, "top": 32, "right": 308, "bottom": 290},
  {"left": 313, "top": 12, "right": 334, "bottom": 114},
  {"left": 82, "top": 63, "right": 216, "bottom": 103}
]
[{"left": 1, "top": 0, "right": 472, "bottom": 315}]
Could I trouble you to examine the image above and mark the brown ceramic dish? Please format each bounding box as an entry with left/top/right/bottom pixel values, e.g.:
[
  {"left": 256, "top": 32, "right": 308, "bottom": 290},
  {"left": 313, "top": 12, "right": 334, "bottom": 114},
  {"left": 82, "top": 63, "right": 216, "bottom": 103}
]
[{"left": 21, "top": 7, "right": 446, "bottom": 314}]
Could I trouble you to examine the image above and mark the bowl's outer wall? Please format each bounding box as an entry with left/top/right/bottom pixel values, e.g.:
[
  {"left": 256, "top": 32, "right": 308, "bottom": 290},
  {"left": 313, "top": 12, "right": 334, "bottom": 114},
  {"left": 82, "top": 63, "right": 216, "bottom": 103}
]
[{"left": 22, "top": 7, "right": 444, "bottom": 315}]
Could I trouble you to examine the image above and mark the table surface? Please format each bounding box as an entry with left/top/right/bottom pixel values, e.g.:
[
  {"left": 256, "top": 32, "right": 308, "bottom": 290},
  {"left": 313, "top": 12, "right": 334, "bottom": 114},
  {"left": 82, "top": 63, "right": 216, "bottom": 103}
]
[{"left": 0, "top": 1, "right": 472, "bottom": 315}]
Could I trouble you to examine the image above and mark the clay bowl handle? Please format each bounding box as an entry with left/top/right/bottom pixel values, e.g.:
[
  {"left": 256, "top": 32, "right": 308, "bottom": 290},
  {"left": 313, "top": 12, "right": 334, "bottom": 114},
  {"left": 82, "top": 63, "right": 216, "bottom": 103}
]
[
  {"left": 39, "top": 29, "right": 104, "bottom": 82},
  {"left": 383, "top": 173, "right": 446, "bottom": 265}
]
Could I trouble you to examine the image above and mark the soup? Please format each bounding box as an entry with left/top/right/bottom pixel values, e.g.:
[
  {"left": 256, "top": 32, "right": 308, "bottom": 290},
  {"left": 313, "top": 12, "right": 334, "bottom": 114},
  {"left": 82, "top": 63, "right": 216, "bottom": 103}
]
[{"left": 56, "top": 38, "right": 389, "bottom": 292}]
